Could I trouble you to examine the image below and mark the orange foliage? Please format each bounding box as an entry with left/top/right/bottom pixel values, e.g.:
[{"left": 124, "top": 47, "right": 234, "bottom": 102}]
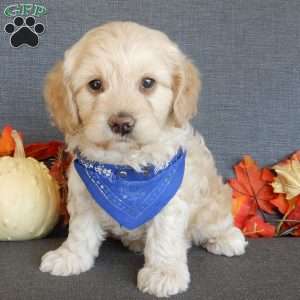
[
  {"left": 25, "top": 141, "right": 64, "bottom": 160},
  {"left": 229, "top": 156, "right": 278, "bottom": 237},
  {"left": 0, "top": 125, "right": 16, "bottom": 156},
  {"left": 230, "top": 155, "right": 300, "bottom": 238},
  {"left": 243, "top": 215, "right": 275, "bottom": 238},
  {"left": 229, "top": 156, "right": 277, "bottom": 214}
]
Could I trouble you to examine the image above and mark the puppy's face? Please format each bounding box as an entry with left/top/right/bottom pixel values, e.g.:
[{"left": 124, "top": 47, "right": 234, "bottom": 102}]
[{"left": 45, "top": 22, "right": 201, "bottom": 150}]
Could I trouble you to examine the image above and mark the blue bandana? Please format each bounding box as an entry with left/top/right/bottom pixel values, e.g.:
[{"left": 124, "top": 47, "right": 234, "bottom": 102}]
[{"left": 74, "top": 149, "right": 186, "bottom": 230}]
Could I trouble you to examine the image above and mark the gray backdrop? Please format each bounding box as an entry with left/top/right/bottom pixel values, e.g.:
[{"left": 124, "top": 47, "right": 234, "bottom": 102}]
[{"left": 1, "top": 0, "right": 300, "bottom": 178}]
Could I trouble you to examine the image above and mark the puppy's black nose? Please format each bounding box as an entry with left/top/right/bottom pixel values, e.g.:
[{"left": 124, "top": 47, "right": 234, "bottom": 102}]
[{"left": 108, "top": 112, "right": 136, "bottom": 136}]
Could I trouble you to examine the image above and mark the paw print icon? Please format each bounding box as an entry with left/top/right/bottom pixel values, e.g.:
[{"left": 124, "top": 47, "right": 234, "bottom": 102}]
[{"left": 4, "top": 16, "right": 45, "bottom": 48}]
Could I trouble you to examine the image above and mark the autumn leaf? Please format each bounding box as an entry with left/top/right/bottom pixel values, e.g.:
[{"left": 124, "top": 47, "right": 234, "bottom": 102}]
[
  {"left": 25, "top": 141, "right": 65, "bottom": 160},
  {"left": 270, "top": 194, "right": 289, "bottom": 215},
  {"left": 286, "top": 197, "right": 300, "bottom": 221},
  {"left": 229, "top": 155, "right": 277, "bottom": 214},
  {"left": 49, "top": 149, "right": 73, "bottom": 225},
  {"left": 243, "top": 215, "right": 276, "bottom": 238},
  {"left": 290, "top": 228, "right": 300, "bottom": 237},
  {"left": 271, "top": 195, "right": 294, "bottom": 235},
  {"left": 0, "top": 125, "right": 15, "bottom": 156},
  {"left": 230, "top": 151, "right": 300, "bottom": 238},
  {"left": 232, "top": 195, "right": 256, "bottom": 229},
  {"left": 277, "top": 196, "right": 300, "bottom": 236},
  {"left": 272, "top": 159, "right": 300, "bottom": 200}
]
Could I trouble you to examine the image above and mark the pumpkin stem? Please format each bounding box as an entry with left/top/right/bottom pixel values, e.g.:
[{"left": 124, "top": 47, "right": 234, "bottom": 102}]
[{"left": 11, "top": 130, "right": 25, "bottom": 158}]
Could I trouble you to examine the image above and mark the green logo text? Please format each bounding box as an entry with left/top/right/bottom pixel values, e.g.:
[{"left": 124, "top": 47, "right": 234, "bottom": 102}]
[{"left": 4, "top": 4, "right": 47, "bottom": 17}]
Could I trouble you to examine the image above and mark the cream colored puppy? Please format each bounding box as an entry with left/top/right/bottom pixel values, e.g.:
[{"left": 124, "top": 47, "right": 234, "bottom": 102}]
[{"left": 40, "top": 21, "right": 247, "bottom": 297}]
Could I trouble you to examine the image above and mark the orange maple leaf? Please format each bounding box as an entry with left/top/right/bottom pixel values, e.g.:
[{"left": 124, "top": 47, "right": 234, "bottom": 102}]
[
  {"left": 280, "top": 196, "right": 300, "bottom": 236},
  {"left": 0, "top": 125, "right": 15, "bottom": 156},
  {"left": 232, "top": 195, "right": 256, "bottom": 229},
  {"left": 25, "top": 141, "right": 64, "bottom": 160},
  {"left": 229, "top": 155, "right": 276, "bottom": 214},
  {"left": 243, "top": 215, "right": 276, "bottom": 238},
  {"left": 270, "top": 194, "right": 289, "bottom": 215}
]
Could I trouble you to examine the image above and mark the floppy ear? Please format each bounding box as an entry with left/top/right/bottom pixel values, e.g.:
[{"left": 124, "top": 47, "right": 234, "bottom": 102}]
[
  {"left": 172, "top": 59, "right": 202, "bottom": 127},
  {"left": 44, "top": 61, "right": 79, "bottom": 135}
]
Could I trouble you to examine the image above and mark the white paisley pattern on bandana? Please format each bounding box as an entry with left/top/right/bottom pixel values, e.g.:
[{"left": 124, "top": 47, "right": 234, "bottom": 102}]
[{"left": 74, "top": 149, "right": 186, "bottom": 230}]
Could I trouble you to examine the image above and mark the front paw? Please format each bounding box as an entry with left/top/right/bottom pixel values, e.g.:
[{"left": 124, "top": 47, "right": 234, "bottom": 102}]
[
  {"left": 205, "top": 227, "right": 248, "bottom": 257},
  {"left": 40, "top": 246, "right": 94, "bottom": 276},
  {"left": 137, "top": 264, "right": 190, "bottom": 298}
]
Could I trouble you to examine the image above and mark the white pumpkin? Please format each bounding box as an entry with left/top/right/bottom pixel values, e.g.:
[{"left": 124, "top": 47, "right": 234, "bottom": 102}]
[{"left": 0, "top": 131, "right": 60, "bottom": 240}]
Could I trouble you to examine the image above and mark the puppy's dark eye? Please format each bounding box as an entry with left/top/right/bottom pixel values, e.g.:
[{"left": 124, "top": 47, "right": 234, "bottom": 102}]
[
  {"left": 88, "top": 79, "right": 103, "bottom": 91},
  {"left": 141, "top": 78, "right": 156, "bottom": 90}
]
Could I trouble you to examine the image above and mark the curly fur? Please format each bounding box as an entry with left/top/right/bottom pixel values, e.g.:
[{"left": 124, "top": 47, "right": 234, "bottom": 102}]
[{"left": 40, "top": 21, "right": 247, "bottom": 298}]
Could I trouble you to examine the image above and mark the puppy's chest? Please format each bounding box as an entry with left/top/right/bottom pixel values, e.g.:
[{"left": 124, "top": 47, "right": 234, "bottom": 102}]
[{"left": 92, "top": 200, "right": 146, "bottom": 238}]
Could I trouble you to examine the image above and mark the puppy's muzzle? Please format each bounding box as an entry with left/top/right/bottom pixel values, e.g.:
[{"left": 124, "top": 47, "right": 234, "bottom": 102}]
[{"left": 108, "top": 112, "right": 136, "bottom": 136}]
